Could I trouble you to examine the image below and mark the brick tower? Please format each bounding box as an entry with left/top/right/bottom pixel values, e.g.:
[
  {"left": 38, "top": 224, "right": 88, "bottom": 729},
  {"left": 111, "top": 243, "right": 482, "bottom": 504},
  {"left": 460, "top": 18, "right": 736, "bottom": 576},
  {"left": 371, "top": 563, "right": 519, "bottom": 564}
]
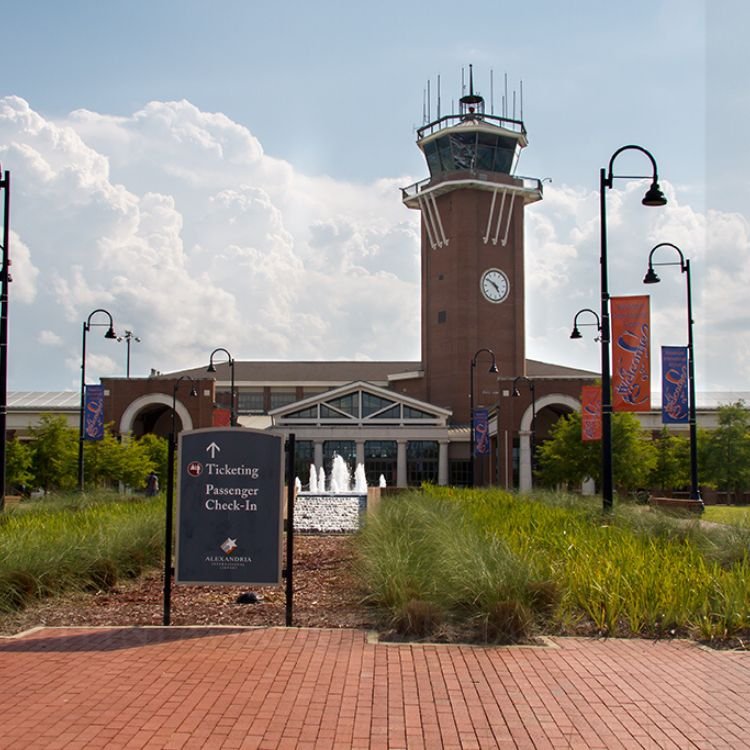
[{"left": 401, "top": 66, "right": 543, "bottom": 424}]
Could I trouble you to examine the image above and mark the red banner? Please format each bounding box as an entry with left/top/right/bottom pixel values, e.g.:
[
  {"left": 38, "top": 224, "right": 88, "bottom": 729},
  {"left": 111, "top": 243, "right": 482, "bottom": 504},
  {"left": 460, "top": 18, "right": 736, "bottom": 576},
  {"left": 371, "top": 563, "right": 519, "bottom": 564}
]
[
  {"left": 212, "top": 407, "right": 231, "bottom": 427},
  {"left": 611, "top": 295, "right": 650, "bottom": 412},
  {"left": 581, "top": 385, "right": 602, "bottom": 442}
]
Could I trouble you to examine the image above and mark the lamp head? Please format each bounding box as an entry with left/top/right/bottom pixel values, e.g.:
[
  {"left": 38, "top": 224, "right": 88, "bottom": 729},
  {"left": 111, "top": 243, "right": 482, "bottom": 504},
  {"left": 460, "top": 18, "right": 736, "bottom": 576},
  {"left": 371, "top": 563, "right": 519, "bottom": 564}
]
[
  {"left": 512, "top": 387, "right": 521, "bottom": 397},
  {"left": 570, "top": 327, "right": 582, "bottom": 340},
  {"left": 643, "top": 267, "right": 660, "bottom": 284},
  {"left": 190, "top": 385, "right": 199, "bottom": 397},
  {"left": 104, "top": 326, "right": 117, "bottom": 340},
  {"left": 488, "top": 362, "right": 499, "bottom": 374},
  {"left": 642, "top": 182, "right": 667, "bottom": 206},
  {"left": 207, "top": 362, "right": 217, "bottom": 373}
]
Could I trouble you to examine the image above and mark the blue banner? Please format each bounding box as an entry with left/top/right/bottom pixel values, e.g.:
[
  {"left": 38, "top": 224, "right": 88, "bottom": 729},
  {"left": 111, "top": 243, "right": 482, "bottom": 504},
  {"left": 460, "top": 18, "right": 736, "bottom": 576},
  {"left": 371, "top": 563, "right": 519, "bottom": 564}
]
[
  {"left": 84, "top": 384, "right": 105, "bottom": 440},
  {"left": 473, "top": 408, "right": 490, "bottom": 456},
  {"left": 661, "top": 346, "right": 689, "bottom": 424}
]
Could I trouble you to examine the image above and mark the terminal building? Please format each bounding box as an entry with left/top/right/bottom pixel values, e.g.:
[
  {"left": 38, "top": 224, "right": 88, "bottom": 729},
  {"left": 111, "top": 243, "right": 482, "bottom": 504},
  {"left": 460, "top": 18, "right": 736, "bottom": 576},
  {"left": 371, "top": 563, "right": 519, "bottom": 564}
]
[{"left": 9, "top": 70, "right": 738, "bottom": 490}]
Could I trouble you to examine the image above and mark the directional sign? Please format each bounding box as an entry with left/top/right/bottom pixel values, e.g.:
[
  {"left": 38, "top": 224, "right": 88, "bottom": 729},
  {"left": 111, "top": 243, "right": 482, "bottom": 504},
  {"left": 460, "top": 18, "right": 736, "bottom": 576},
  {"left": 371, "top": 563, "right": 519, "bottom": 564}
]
[{"left": 175, "top": 427, "right": 284, "bottom": 585}]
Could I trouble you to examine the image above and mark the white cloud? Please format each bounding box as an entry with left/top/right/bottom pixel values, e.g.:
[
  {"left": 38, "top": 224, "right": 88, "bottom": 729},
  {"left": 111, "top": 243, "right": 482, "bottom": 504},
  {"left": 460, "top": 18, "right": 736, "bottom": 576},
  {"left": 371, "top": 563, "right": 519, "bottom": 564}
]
[
  {"left": 38, "top": 330, "right": 62, "bottom": 346},
  {"left": 1, "top": 97, "right": 422, "bottom": 389},
  {"left": 1, "top": 96, "right": 747, "bottom": 392}
]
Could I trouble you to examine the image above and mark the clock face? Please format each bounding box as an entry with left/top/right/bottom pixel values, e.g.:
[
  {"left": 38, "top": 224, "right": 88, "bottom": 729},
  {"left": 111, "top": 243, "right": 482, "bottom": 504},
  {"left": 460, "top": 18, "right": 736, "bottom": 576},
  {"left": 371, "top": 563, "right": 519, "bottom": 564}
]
[{"left": 480, "top": 268, "right": 510, "bottom": 303}]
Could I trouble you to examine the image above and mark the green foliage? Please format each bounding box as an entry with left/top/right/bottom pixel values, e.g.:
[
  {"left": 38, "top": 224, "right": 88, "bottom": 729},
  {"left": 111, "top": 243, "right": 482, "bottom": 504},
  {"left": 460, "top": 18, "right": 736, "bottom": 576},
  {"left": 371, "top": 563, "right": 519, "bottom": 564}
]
[
  {"left": 84, "top": 425, "right": 161, "bottom": 491},
  {"left": 535, "top": 411, "right": 656, "bottom": 493},
  {"left": 5, "top": 439, "right": 34, "bottom": 492},
  {"left": 702, "top": 401, "right": 750, "bottom": 500},
  {"left": 0, "top": 491, "right": 163, "bottom": 613},
  {"left": 647, "top": 427, "right": 690, "bottom": 492},
  {"left": 357, "top": 490, "right": 559, "bottom": 643},
  {"left": 29, "top": 414, "right": 78, "bottom": 491},
  {"left": 356, "top": 487, "right": 750, "bottom": 644},
  {"left": 137, "top": 433, "right": 168, "bottom": 486}
]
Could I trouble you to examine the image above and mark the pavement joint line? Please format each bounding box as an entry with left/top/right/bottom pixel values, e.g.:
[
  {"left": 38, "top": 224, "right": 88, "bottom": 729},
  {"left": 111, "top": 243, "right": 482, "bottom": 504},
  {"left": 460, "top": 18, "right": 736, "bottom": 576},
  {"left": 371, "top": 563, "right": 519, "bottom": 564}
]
[{"left": 366, "top": 631, "right": 560, "bottom": 649}]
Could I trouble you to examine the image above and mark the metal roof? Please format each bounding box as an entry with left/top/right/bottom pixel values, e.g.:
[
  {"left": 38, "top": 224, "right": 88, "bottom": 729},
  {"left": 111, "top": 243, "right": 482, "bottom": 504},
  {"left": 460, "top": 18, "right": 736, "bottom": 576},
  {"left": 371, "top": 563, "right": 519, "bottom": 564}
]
[{"left": 8, "top": 391, "right": 80, "bottom": 409}]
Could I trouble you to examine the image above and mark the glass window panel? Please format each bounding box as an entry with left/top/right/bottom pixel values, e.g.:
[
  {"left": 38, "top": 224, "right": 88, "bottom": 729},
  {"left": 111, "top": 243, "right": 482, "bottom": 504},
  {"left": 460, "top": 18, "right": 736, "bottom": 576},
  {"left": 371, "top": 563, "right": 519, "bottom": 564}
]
[
  {"left": 403, "top": 406, "right": 433, "bottom": 419},
  {"left": 371, "top": 405, "right": 401, "bottom": 420},
  {"left": 407, "top": 440, "right": 439, "bottom": 486},
  {"left": 437, "top": 137, "right": 454, "bottom": 171},
  {"left": 362, "top": 392, "right": 396, "bottom": 417},
  {"left": 364, "top": 439, "right": 397, "bottom": 487},
  {"left": 285, "top": 405, "right": 317, "bottom": 419},
  {"left": 365, "top": 440, "right": 397, "bottom": 459},
  {"left": 327, "top": 393, "right": 359, "bottom": 417},
  {"left": 293, "top": 441, "right": 314, "bottom": 484},
  {"left": 424, "top": 140, "right": 442, "bottom": 176},
  {"left": 237, "top": 392, "right": 264, "bottom": 413},
  {"left": 270, "top": 391, "right": 297, "bottom": 409},
  {"left": 450, "top": 132, "right": 477, "bottom": 170}
]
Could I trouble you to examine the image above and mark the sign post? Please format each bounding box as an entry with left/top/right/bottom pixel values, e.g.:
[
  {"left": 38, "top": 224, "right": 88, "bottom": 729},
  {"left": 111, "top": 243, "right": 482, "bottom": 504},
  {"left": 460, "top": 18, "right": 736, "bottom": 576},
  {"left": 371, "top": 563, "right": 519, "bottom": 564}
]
[{"left": 175, "top": 428, "right": 284, "bottom": 585}]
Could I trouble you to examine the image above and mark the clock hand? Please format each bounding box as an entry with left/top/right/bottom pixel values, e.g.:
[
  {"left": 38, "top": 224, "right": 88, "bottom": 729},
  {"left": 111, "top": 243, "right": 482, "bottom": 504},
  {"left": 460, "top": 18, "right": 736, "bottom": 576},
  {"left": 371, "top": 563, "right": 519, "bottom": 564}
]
[{"left": 489, "top": 279, "right": 500, "bottom": 292}]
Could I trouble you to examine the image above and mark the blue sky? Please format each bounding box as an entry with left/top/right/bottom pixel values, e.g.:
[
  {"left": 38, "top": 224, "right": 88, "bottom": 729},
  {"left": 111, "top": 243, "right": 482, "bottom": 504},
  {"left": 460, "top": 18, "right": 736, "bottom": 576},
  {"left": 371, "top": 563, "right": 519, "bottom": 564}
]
[{"left": 2, "top": 1, "right": 749, "bottom": 394}]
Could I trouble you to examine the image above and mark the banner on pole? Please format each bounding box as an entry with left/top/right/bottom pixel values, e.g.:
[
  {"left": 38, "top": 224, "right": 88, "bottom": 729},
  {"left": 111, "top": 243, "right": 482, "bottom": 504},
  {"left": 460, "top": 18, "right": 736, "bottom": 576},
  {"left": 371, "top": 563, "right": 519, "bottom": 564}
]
[
  {"left": 661, "top": 346, "right": 689, "bottom": 424},
  {"left": 473, "top": 408, "right": 490, "bottom": 456},
  {"left": 611, "top": 294, "right": 651, "bottom": 412},
  {"left": 83, "top": 384, "right": 105, "bottom": 441},
  {"left": 212, "top": 407, "right": 231, "bottom": 427},
  {"left": 581, "top": 385, "right": 602, "bottom": 442}
]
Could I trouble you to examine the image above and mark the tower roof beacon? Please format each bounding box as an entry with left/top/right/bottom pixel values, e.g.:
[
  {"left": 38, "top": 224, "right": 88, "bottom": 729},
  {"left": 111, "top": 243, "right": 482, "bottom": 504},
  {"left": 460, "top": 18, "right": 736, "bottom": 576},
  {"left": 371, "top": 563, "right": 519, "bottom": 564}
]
[{"left": 402, "top": 64, "right": 542, "bottom": 209}]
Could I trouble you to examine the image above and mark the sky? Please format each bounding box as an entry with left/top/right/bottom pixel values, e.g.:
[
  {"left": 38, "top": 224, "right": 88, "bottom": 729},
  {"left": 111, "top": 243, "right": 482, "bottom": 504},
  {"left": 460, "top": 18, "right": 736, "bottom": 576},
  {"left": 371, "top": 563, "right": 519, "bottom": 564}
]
[{"left": 1, "top": 0, "right": 748, "bottom": 396}]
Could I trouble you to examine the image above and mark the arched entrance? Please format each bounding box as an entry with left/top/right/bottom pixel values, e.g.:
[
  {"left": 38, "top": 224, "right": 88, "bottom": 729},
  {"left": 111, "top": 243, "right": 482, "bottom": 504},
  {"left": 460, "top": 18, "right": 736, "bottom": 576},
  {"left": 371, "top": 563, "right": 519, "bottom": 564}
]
[
  {"left": 119, "top": 394, "right": 195, "bottom": 438},
  {"left": 517, "top": 394, "right": 579, "bottom": 491}
]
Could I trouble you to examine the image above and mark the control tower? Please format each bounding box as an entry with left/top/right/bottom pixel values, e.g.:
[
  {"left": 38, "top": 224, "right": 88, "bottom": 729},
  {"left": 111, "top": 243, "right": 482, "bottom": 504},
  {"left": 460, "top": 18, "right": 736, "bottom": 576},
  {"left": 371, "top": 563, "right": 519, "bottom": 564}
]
[{"left": 401, "top": 66, "right": 543, "bottom": 424}]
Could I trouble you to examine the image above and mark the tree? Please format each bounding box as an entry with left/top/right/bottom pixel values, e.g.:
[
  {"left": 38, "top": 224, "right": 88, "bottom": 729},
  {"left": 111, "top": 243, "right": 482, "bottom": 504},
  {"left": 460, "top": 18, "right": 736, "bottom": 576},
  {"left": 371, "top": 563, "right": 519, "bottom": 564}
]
[
  {"left": 29, "top": 414, "right": 79, "bottom": 491},
  {"left": 702, "top": 401, "right": 750, "bottom": 502},
  {"left": 5, "top": 438, "right": 34, "bottom": 493},
  {"left": 646, "top": 427, "right": 690, "bottom": 493},
  {"left": 535, "top": 411, "right": 656, "bottom": 494},
  {"left": 84, "top": 426, "right": 159, "bottom": 491},
  {"left": 137, "top": 433, "right": 168, "bottom": 487}
]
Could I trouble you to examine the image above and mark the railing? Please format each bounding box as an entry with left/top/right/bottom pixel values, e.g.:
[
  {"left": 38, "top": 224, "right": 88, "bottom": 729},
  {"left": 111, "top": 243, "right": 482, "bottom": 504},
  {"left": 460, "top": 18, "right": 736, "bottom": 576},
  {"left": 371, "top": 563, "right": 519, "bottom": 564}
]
[
  {"left": 401, "top": 174, "right": 543, "bottom": 202},
  {"left": 417, "top": 112, "right": 526, "bottom": 140}
]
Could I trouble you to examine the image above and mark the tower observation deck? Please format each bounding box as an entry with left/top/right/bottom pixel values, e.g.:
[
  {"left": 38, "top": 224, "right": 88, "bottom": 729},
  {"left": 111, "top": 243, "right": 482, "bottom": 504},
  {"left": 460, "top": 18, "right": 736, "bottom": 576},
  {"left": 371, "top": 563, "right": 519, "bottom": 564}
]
[{"left": 402, "top": 66, "right": 542, "bottom": 243}]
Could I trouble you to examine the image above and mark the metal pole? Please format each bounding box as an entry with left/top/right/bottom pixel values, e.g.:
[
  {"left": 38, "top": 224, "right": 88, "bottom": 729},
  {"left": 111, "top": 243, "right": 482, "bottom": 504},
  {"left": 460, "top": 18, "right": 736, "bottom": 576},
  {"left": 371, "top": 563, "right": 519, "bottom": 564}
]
[
  {"left": 469, "top": 360, "right": 475, "bottom": 488},
  {"left": 78, "top": 322, "right": 88, "bottom": 492},
  {"left": 163, "top": 427, "right": 176, "bottom": 626},
  {"left": 230, "top": 358, "right": 236, "bottom": 426},
  {"left": 685, "top": 259, "right": 702, "bottom": 503},
  {"left": 599, "top": 167, "right": 614, "bottom": 511},
  {"left": 285, "top": 433, "right": 296, "bottom": 626},
  {"left": 0, "top": 171, "right": 9, "bottom": 511},
  {"left": 126, "top": 338, "right": 131, "bottom": 378}
]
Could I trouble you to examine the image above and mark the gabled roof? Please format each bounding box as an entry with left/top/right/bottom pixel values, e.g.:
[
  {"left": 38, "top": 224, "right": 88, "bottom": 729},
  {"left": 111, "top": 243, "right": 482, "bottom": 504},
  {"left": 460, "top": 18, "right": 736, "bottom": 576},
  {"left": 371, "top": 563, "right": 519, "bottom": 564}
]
[{"left": 270, "top": 380, "right": 451, "bottom": 426}]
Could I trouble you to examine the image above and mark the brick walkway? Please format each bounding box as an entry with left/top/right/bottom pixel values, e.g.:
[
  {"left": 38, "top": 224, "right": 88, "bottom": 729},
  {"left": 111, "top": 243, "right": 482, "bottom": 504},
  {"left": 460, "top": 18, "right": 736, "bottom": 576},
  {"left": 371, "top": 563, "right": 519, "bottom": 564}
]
[{"left": 1, "top": 627, "right": 749, "bottom": 749}]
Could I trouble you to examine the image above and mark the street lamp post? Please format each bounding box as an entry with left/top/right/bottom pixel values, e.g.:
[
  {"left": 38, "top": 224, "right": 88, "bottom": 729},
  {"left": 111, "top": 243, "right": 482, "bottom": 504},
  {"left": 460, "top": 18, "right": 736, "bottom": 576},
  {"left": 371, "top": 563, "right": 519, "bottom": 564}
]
[
  {"left": 599, "top": 145, "right": 667, "bottom": 511},
  {"left": 644, "top": 242, "right": 702, "bottom": 505},
  {"left": 512, "top": 376, "right": 537, "bottom": 485},
  {"left": 117, "top": 330, "right": 141, "bottom": 378},
  {"left": 207, "top": 348, "right": 236, "bottom": 426},
  {"left": 0, "top": 168, "right": 10, "bottom": 512},
  {"left": 163, "top": 375, "right": 198, "bottom": 626},
  {"left": 470, "top": 348, "right": 498, "bottom": 488},
  {"left": 570, "top": 308, "right": 602, "bottom": 342},
  {"left": 78, "top": 309, "right": 117, "bottom": 491}
]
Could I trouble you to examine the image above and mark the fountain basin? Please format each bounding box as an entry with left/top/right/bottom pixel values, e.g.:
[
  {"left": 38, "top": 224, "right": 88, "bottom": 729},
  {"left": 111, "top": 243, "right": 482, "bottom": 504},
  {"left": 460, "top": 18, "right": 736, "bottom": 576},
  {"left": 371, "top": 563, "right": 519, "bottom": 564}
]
[{"left": 294, "top": 492, "right": 367, "bottom": 533}]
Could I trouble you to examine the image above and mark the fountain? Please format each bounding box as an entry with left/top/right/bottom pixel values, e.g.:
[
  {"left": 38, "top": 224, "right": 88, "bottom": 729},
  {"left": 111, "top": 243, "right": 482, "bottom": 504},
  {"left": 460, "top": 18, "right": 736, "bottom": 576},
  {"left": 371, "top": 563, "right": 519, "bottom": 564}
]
[{"left": 294, "top": 454, "right": 369, "bottom": 533}]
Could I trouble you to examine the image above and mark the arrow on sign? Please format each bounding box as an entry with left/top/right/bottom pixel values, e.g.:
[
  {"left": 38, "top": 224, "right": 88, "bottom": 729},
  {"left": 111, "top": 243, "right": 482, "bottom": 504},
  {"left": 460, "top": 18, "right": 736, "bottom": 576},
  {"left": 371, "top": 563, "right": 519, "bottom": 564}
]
[{"left": 206, "top": 442, "right": 221, "bottom": 458}]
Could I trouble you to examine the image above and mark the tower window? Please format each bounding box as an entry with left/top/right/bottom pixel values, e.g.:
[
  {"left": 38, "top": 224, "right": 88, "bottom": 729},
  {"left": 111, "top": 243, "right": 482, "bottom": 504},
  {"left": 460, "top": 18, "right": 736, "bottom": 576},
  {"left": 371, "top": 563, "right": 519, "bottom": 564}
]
[{"left": 438, "top": 310, "right": 447, "bottom": 323}]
